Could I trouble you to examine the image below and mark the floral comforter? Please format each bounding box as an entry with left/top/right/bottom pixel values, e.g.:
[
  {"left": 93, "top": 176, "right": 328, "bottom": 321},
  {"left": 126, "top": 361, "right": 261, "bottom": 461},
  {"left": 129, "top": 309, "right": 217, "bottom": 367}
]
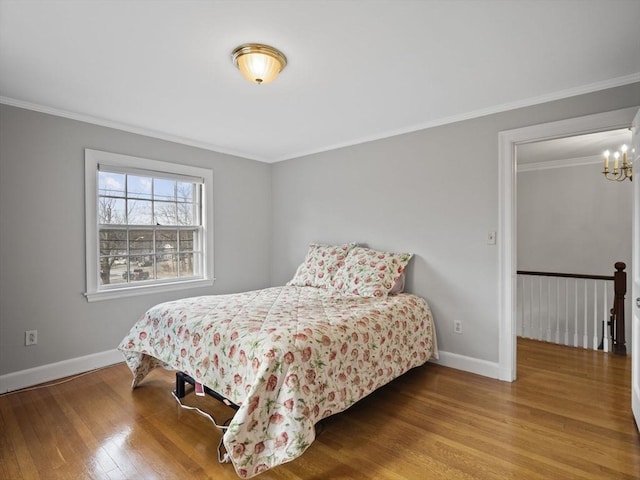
[{"left": 118, "top": 286, "right": 438, "bottom": 478}]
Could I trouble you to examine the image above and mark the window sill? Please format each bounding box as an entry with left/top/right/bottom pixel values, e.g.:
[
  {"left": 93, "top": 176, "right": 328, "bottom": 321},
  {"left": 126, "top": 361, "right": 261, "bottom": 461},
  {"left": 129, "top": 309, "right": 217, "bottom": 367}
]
[{"left": 84, "top": 278, "right": 215, "bottom": 302}]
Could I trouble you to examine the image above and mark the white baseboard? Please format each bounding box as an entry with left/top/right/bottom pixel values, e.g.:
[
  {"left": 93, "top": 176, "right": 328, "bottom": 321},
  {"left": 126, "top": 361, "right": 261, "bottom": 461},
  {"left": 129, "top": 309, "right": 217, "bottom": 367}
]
[
  {"left": 430, "top": 350, "right": 500, "bottom": 379},
  {"left": 0, "top": 349, "right": 123, "bottom": 394},
  {"left": 0, "top": 348, "right": 500, "bottom": 394}
]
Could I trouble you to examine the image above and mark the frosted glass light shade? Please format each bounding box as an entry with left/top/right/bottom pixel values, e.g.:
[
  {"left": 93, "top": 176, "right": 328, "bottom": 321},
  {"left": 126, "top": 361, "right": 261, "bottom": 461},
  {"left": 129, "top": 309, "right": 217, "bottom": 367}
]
[{"left": 231, "top": 44, "right": 287, "bottom": 84}]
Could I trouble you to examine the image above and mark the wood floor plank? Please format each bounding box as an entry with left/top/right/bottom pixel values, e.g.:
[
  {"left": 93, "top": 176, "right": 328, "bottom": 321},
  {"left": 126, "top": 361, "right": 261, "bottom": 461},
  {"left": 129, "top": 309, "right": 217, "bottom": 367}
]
[{"left": 1, "top": 338, "right": 639, "bottom": 479}]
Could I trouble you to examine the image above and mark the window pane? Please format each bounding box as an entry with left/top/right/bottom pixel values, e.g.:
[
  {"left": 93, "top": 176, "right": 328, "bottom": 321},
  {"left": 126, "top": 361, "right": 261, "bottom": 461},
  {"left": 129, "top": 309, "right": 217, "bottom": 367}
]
[
  {"left": 179, "top": 230, "right": 195, "bottom": 251},
  {"left": 128, "top": 200, "right": 153, "bottom": 224},
  {"left": 157, "top": 254, "right": 178, "bottom": 280},
  {"left": 99, "top": 256, "right": 129, "bottom": 286},
  {"left": 99, "top": 229, "right": 127, "bottom": 256},
  {"left": 156, "top": 230, "right": 177, "bottom": 253},
  {"left": 98, "top": 198, "right": 126, "bottom": 224},
  {"left": 179, "top": 253, "right": 195, "bottom": 277},
  {"left": 128, "top": 175, "right": 152, "bottom": 200},
  {"left": 98, "top": 172, "right": 125, "bottom": 198},
  {"left": 129, "top": 230, "right": 153, "bottom": 266},
  {"left": 125, "top": 266, "right": 152, "bottom": 282},
  {"left": 176, "top": 202, "right": 194, "bottom": 225},
  {"left": 154, "top": 178, "right": 175, "bottom": 202},
  {"left": 177, "top": 181, "right": 193, "bottom": 202},
  {"left": 155, "top": 201, "right": 177, "bottom": 225}
]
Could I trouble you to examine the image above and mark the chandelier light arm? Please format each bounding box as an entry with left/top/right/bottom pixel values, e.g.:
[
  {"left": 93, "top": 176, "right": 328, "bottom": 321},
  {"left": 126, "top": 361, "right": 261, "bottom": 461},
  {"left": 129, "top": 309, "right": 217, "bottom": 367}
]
[{"left": 603, "top": 173, "right": 629, "bottom": 182}]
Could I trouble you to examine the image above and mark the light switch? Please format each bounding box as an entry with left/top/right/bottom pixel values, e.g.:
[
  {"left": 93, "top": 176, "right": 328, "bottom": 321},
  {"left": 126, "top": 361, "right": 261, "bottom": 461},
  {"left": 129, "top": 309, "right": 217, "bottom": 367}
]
[{"left": 487, "top": 231, "right": 496, "bottom": 245}]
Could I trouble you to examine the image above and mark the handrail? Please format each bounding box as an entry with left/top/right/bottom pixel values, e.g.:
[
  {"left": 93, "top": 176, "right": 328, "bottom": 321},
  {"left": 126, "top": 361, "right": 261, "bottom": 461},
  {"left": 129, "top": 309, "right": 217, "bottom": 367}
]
[{"left": 517, "top": 270, "right": 614, "bottom": 281}]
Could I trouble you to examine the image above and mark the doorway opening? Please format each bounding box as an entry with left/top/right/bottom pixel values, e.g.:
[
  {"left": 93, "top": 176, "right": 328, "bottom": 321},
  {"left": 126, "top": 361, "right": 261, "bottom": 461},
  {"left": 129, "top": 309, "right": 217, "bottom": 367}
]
[
  {"left": 515, "top": 129, "right": 632, "bottom": 354},
  {"left": 497, "top": 107, "right": 638, "bottom": 381}
]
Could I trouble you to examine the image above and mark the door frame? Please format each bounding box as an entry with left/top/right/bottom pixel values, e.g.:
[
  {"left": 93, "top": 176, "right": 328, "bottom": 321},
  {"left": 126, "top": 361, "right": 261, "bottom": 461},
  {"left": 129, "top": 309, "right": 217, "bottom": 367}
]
[
  {"left": 631, "top": 108, "right": 640, "bottom": 429},
  {"left": 498, "top": 106, "right": 639, "bottom": 382}
]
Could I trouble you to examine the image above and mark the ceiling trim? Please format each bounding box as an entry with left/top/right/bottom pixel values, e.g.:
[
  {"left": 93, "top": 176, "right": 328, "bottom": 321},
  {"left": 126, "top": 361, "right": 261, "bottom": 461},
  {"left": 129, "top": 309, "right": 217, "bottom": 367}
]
[
  {"left": 276, "top": 73, "right": 640, "bottom": 162},
  {"left": 0, "top": 96, "right": 270, "bottom": 163},
  {"left": 517, "top": 155, "right": 602, "bottom": 173},
  {"left": 2, "top": 72, "right": 639, "bottom": 164}
]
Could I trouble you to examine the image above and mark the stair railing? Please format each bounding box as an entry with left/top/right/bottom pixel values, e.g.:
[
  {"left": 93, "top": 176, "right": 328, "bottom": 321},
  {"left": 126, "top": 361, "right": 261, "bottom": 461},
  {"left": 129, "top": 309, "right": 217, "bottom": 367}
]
[{"left": 516, "top": 262, "right": 626, "bottom": 355}]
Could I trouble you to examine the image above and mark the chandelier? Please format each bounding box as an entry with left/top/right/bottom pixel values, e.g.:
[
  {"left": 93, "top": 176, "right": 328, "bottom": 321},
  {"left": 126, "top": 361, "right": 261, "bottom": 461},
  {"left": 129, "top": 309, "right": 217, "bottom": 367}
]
[{"left": 603, "top": 144, "right": 633, "bottom": 182}]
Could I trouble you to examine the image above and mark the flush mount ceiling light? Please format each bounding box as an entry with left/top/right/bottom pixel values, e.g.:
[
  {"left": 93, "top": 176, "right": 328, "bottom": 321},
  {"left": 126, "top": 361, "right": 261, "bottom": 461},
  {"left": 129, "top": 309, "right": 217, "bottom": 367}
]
[{"left": 231, "top": 43, "right": 287, "bottom": 85}]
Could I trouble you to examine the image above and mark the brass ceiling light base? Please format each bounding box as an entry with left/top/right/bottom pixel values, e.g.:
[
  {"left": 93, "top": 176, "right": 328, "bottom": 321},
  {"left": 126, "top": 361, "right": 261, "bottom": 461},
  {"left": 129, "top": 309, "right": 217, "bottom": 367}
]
[{"left": 231, "top": 43, "right": 287, "bottom": 85}]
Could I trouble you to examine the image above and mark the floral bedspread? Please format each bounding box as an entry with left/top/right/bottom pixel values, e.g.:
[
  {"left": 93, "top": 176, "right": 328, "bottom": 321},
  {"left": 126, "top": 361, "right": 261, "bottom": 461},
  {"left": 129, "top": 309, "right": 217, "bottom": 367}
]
[{"left": 118, "top": 286, "right": 438, "bottom": 478}]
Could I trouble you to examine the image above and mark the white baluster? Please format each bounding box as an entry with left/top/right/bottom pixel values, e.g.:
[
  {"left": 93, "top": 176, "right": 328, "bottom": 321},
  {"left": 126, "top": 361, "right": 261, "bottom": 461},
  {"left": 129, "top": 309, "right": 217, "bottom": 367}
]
[
  {"left": 518, "top": 275, "right": 523, "bottom": 337},
  {"left": 565, "top": 278, "right": 569, "bottom": 346},
  {"left": 555, "top": 278, "right": 560, "bottom": 345},
  {"left": 592, "top": 281, "right": 598, "bottom": 350},
  {"left": 603, "top": 282, "right": 609, "bottom": 353},
  {"left": 539, "top": 276, "right": 544, "bottom": 341},
  {"left": 527, "top": 277, "right": 533, "bottom": 338},
  {"left": 574, "top": 280, "right": 578, "bottom": 347},
  {"left": 547, "top": 279, "right": 552, "bottom": 342},
  {"left": 524, "top": 275, "right": 528, "bottom": 338},
  {"left": 519, "top": 276, "right": 523, "bottom": 337},
  {"left": 583, "top": 280, "right": 588, "bottom": 349}
]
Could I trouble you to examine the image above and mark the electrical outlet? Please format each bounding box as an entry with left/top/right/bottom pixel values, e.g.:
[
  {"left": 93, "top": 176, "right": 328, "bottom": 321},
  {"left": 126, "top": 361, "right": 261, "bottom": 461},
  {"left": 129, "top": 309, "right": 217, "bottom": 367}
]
[
  {"left": 454, "top": 321, "right": 462, "bottom": 334},
  {"left": 25, "top": 330, "right": 37, "bottom": 346}
]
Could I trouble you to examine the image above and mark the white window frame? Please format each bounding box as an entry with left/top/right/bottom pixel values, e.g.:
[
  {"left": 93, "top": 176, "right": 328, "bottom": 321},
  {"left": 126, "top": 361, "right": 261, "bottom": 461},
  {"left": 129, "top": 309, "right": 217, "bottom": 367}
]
[{"left": 84, "top": 149, "right": 214, "bottom": 302}]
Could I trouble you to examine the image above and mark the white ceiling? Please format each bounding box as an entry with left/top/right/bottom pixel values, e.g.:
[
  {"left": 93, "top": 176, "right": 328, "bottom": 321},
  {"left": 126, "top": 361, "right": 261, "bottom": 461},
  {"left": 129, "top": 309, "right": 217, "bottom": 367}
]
[{"left": 1, "top": 1, "right": 639, "bottom": 163}]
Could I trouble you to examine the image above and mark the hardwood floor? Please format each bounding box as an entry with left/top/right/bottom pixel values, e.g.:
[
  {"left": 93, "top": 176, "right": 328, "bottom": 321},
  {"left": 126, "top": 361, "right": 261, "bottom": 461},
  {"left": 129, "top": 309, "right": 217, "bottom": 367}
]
[{"left": 1, "top": 338, "right": 638, "bottom": 479}]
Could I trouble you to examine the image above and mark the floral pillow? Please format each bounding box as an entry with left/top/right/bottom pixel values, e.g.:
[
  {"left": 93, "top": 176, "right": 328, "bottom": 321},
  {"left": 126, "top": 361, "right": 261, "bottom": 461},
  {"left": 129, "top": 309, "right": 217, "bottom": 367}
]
[
  {"left": 287, "top": 242, "right": 356, "bottom": 288},
  {"left": 389, "top": 272, "right": 405, "bottom": 295},
  {"left": 332, "top": 246, "right": 412, "bottom": 298}
]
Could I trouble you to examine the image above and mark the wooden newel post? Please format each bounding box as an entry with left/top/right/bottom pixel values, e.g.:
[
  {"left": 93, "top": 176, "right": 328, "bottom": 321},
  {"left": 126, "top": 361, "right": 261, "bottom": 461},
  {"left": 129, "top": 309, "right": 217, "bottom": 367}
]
[{"left": 613, "top": 262, "right": 627, "bottom": 355}]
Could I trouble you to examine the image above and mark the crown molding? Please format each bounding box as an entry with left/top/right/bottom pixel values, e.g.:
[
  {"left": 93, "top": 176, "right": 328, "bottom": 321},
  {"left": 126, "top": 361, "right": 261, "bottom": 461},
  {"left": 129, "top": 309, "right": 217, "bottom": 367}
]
[
  {"left": 518, "top": 155, "right": 602, "bottom": 172},
  {"left": 0, "top": 96, "right": 270, "bottom": 163},
  {"left": 2, "top": 72, "right": 639, "bottom": 164},
  {"left": 276, "top": 73, "right": 640, "bottom": 162}
]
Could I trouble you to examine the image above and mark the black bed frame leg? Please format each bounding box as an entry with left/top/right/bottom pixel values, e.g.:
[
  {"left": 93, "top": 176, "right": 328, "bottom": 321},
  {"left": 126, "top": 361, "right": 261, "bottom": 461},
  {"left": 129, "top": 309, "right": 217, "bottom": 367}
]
[
  {"left": 175, "top": 371, "right": 187, "bottom": 398},
  {"left": 173, "top": 370, "right": 239, "bottom": 411}
]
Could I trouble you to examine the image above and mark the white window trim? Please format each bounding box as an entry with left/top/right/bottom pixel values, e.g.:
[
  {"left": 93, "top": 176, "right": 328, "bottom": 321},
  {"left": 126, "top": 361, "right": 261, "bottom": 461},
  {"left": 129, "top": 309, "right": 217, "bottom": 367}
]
[{"left": 84, "top": 149, "right": 214, "bottom": 302}]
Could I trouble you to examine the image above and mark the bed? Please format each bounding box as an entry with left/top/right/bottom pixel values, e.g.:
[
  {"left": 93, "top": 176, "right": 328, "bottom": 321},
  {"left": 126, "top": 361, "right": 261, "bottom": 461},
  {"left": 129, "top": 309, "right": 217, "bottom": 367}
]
[{"left": 118, "top": 244, "right": 438, "bottom": 478}]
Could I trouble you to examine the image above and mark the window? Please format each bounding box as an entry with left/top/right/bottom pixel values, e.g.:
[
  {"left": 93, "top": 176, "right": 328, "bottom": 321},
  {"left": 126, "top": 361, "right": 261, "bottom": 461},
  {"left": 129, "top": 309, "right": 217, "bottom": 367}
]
[{"left": 85, "top": 149, "right": 213, "bottom": 301}]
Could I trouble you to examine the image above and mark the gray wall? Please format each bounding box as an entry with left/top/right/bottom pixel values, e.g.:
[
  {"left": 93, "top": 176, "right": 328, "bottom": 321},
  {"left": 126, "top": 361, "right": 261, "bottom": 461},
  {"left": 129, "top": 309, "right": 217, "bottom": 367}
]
[
  {"left": 270, "top": 83, "right": 640, "bottom": 364},
  {"left": 1, "top": 83, "right": 638, "bottom": 378},
  {"left": 0, "top": 105, "right": 272, "bottom": 375},
  {"left": 518, "top": 163, "right": 632, "bottom": 275}
]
